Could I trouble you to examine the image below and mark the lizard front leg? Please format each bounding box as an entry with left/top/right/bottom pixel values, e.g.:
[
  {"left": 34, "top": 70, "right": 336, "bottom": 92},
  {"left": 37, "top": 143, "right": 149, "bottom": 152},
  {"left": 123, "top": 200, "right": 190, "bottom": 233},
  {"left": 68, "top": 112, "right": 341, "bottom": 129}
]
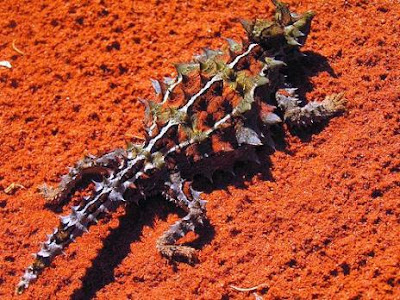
[
  {"left": 41, "top": 149, "right": 127, "bottom": 207},
  {"left": 157, "top": 172, "right": 207, "bottom": 264},
  {"left": 276, "top": 88, "right": 346, "bottom": 128}
]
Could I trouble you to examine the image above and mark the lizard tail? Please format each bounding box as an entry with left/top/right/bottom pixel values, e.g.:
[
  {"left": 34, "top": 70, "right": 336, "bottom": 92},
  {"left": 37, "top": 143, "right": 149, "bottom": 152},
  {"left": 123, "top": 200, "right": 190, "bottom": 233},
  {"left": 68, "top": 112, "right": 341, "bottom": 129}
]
[{"left": 16, "top": 186, "right": 123, "bottom": 294}]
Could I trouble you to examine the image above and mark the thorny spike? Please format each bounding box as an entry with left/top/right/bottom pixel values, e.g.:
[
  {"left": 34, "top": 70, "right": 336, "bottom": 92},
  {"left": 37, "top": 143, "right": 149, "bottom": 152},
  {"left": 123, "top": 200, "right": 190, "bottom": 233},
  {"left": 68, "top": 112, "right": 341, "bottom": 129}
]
[
  {"left": 265, "top": 57, "right": 287, "bottom": 68},
  {"left": 288, "top": 26, "right": 305, "bottom": 38},
  {"left": 203, "top": 171, "right": 214, "bottom": 183},
  {"left": 262, "top": 112, "right": 282, "bottom": 125},
  {"left": 286, "top": 36, "right": 302, "bottom": 46},
  {"left": 163, "top": 76, "right": 175, "bottom": 86},
  {"left": 272, "top": 0, "right": 293, "bottom": 26},
  {"left": 227, "top": 167, "right": 236, "bottom": 177},
  {"left": 92, "top": 180, "right": 104, "bottom": 192},
  {"left": 236, "top": 125, "right": 263, "bottom": 146},
  {"left": 225, "top": 38, "right": 243, "bottom": 53},
  {"left": 285, "top": 87, "right": 298, "bottom": 95},
  {"left": 150, "top": 78, "right": 162, "bottom": 95},
  {"left": 239, "top": 19, "right": 254, "bottom": 36},
  {"left": 203, "top": 48, "right": 223, "bottom": 59},
  {"left": 248, "top": 150, "right": 261, "bottom": 165},
  {"left": 189, "top": 186, "right": 203, "bottom": 201},
  {"left": 264, "top": 132, "right": 276, "bottom": 150},
  {"left": 175, "top": 63, "right": 199, "bottom": 77}
]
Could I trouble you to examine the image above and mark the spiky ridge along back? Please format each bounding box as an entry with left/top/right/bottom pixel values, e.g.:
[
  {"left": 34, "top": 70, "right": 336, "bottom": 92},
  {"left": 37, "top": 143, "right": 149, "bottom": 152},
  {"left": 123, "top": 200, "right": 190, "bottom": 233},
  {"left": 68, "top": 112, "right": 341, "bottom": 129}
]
[{"left": 16, "top": 1, "right": 345, "bottom": 295}]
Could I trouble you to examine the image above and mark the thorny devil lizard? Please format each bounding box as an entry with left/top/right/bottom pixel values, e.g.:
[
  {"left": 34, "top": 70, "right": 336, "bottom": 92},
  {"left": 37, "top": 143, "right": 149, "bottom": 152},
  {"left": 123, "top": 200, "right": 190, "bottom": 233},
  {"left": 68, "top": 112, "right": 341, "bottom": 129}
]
[{"left": 16, "top": 0, "right": 345, "bottom": 294}]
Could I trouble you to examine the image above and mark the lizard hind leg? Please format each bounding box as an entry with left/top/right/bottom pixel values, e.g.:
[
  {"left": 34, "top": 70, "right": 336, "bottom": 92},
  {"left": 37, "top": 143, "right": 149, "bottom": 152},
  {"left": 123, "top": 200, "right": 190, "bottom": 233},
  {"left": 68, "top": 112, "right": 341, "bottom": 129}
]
[
  {"left": 157, "top": 172, "right": 207, "bottom": 264},
  {"left": 276, "top": 88, "right": 346, "bottom": 128}
]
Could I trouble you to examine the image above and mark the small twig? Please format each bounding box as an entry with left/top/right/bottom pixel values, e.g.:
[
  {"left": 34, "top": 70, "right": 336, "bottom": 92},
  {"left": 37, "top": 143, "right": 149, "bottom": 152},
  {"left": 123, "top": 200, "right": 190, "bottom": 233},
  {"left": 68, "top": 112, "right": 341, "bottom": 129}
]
[
  {"left": 230, "top": 283, "right": 268, "bottom": 292},
  {"left": 4, "top": 183, "right": 25, "bottom": 195},
  {"left": 12, "top": 39, "right": 25, "bottom": 55}
]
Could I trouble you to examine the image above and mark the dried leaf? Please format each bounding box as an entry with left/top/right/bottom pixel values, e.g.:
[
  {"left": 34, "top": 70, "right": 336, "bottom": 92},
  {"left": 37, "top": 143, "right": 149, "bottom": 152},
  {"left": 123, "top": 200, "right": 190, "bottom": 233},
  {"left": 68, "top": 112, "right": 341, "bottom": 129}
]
[{"left": 0, "top": 61, "right": 12, "bottom": 69}]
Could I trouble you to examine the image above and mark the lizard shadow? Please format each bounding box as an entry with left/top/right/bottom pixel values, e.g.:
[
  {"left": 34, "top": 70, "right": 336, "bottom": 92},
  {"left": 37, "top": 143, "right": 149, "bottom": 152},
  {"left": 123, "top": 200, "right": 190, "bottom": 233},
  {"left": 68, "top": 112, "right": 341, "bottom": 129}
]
[
  {"left": 70, "top": 195, "right": 215, "bottom": 299},
  {"left": 70, "top": 200, "right": 149, "bottom": 300},
  {"left": 287, "top": 50, "right": 337, "bottom": 103}
]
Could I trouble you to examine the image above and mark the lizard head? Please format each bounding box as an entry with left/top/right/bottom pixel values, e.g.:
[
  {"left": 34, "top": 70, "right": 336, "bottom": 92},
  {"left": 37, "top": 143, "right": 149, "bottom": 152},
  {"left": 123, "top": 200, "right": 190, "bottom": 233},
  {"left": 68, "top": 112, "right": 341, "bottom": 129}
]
[{"left": 241, "top": 0, "right": 315, "bottom": 55}]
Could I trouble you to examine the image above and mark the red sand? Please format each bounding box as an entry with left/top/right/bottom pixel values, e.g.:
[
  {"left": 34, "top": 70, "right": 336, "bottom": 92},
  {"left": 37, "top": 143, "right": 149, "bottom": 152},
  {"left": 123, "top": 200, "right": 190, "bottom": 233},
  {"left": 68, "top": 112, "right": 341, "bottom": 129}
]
[{"left": 0, "top": 0, "right": 399, "bottom": 299}]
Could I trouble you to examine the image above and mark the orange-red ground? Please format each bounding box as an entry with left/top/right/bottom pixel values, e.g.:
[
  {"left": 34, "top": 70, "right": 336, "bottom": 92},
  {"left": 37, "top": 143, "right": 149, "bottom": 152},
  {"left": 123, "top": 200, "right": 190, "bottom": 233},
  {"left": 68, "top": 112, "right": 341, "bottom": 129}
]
[{"left": 0, "top": 0, "right": 399, "bottom": 299}]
